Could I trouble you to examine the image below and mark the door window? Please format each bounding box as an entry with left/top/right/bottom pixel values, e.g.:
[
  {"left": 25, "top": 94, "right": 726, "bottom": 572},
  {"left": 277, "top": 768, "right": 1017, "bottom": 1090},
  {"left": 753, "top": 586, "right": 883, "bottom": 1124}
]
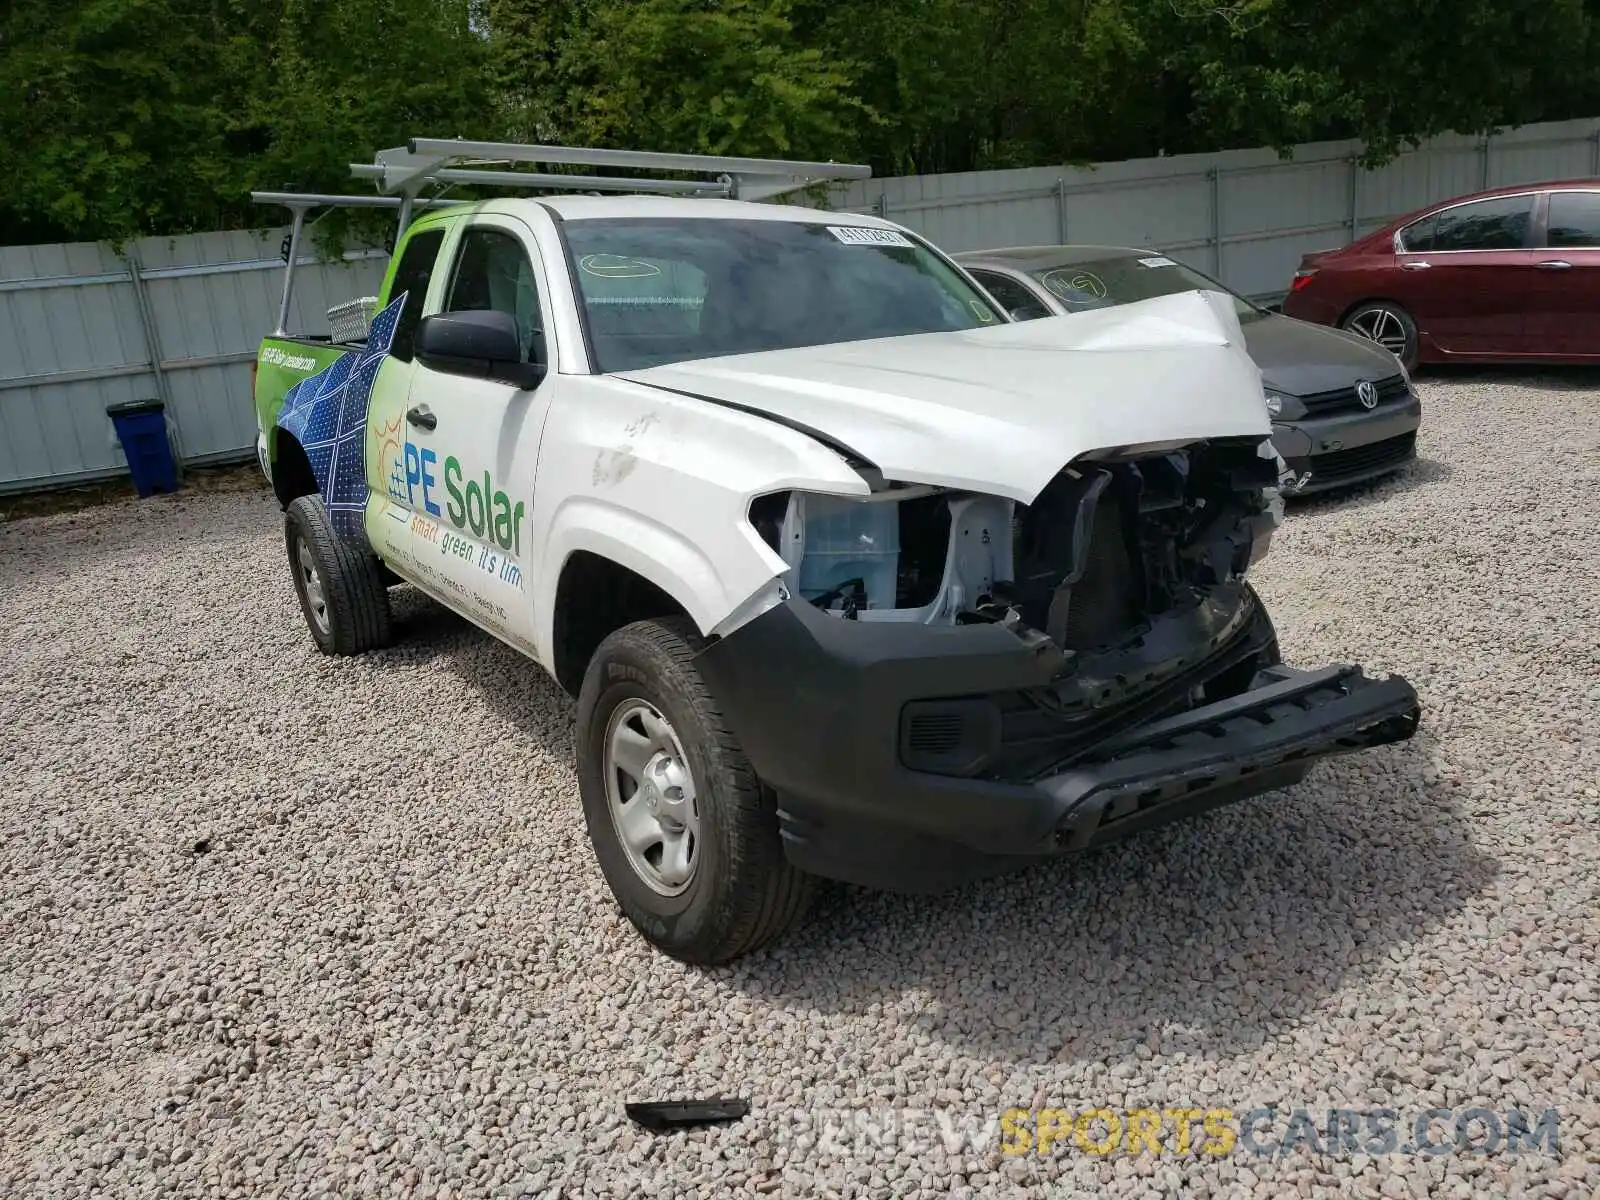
[
  {"left": 445, "top": 228, "right": 545, "bottom": 364},
  {"left": 1401, "top": 195, "right": 1534, "bottom": 253},
  {"left": 387, "top": 228, "right": 446, "bottom": 362},
  {"left": 969, "top": 270, "right": 1051, "bottom": 319},
  {"left": 1545, "top": 191, "right": 1600, "bottom": 248}
]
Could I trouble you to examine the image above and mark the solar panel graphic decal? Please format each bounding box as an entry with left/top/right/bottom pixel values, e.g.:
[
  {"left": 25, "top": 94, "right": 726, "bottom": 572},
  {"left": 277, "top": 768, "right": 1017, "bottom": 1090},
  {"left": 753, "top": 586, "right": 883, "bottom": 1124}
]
[{"left": 275, "top": 292, "right": 409, "bottom": 538}]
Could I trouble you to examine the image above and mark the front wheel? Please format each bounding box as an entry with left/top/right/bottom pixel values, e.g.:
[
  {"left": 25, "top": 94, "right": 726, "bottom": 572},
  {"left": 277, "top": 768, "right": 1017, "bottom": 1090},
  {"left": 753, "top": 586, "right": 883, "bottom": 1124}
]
[
  {"left": 575, "top": 616, "right": 813, "bottom": 965},
  {"left": 1342, "top": 302, "right": 1419, "bottom": 371}
]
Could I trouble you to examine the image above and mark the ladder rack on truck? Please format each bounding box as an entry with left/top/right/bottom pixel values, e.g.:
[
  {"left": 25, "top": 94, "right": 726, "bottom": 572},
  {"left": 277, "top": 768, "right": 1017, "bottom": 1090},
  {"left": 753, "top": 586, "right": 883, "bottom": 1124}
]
[{"left": 251, "top": 137, "right": 873, "bottom": 336}]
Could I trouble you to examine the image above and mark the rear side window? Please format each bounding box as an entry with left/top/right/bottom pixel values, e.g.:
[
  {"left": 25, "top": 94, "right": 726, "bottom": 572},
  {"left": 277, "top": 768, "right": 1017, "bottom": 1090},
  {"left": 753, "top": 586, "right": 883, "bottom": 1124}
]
[
  {"left": 1403, "top": 196, "right": 1533, "bottom": 253},
  {"left": 387, "top": 228, "right": 446, "bottom": 362},
  {"left": 1545, "top": 191, "right": 1600, "bottom": 248}
]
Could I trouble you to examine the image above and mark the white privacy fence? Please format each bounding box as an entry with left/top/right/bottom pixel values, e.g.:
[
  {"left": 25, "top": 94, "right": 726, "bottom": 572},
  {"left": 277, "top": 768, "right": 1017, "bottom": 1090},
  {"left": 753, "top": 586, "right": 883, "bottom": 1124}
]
[
  {"left": 3, "top": 116, "right": 1597, "bottom": 494},
  {"left": 821, "top": 117, "right": 1600, "bottom": 304},
  {"left": 0, "top": 229, "right": 387, "bottom": 495}
]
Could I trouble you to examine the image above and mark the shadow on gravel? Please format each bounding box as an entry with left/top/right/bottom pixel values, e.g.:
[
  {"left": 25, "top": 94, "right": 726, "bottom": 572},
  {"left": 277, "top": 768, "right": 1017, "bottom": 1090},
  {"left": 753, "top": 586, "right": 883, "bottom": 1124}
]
[
  {"left": 382, "top": 586, "right": 577, "bottom": 753},
  {"left": 386, "top": 585, "right": 476, "bottom": 651},
  {"left": 1286, "top": 456, "right": 1452, "bottom": 515},
  {"left": 736, "top": 726, "right": 1498, "bottom": 1065},
  {"left": 371, "top": 587, "right": 1499, "bottom": 1068},
  {"left": 1417, "top": 363, "right": 1600, "bottom": 391}
]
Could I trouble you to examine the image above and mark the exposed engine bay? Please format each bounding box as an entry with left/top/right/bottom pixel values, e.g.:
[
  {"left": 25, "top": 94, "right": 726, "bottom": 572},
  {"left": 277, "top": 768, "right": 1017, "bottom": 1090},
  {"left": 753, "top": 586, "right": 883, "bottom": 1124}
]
[{"left": 751, "top": 436, "right": 1282, "bottom": 662}]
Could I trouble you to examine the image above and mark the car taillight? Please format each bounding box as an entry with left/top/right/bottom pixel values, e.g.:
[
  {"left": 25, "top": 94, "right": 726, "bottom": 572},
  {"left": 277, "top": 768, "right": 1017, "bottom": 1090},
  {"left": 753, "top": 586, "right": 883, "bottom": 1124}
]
[{"left": 1289, "top": 269, "right": 1318, "bottom": 293}]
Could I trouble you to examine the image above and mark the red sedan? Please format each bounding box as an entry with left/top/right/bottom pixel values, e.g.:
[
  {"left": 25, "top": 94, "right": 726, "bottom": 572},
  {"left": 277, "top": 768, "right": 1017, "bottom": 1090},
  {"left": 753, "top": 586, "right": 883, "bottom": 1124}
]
[{"left": 1280, "top": 179, "right": 1600, "bottom": 369}]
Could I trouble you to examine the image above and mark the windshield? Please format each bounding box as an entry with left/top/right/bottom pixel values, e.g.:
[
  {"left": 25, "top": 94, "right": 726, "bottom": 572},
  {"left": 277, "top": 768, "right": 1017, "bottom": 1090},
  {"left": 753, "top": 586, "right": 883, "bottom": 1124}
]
[
  {"left": 1025, "top": 253, "right": 1263, "bottom": 322},
  {"left": 561, "top": 218, "right": 1004, "bottom": 372}
]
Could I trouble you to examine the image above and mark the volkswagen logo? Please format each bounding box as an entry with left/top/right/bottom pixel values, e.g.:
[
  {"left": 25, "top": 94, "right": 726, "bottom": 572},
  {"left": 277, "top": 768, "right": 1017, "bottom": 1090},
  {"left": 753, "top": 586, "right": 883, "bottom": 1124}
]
[{"left": 1355, "top": 379, "right": 1379, "bottom": 410}]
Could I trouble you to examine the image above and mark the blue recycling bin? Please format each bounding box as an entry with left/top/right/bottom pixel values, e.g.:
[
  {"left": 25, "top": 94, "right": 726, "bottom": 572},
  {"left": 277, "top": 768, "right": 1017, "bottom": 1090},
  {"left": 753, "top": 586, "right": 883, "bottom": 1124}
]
[{"left": 106, "top": 399, "right": 180, "bottom": 497}]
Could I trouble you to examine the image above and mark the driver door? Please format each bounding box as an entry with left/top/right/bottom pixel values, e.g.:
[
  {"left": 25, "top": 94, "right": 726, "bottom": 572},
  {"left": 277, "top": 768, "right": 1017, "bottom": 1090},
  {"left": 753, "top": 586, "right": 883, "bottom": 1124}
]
[{"left": 397, "top": 216, "right": 557, "bottom": 657}]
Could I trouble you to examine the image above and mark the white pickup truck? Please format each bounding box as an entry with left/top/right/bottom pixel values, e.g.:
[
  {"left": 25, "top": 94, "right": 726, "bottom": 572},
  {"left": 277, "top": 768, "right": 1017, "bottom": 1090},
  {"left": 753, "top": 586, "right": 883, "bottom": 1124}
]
[{"left": 253, "top": 141, "right": 1421, "bottom": 964}]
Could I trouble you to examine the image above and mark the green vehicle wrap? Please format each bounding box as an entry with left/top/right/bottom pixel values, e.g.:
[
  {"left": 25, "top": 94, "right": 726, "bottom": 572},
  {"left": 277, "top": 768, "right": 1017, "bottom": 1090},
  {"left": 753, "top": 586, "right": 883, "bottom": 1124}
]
[
  {"left": 254, "top": 340, "right": 352, "bottom": 443},
  {"left": 252, "top": 210, "right": 467, "bottom": 538}
]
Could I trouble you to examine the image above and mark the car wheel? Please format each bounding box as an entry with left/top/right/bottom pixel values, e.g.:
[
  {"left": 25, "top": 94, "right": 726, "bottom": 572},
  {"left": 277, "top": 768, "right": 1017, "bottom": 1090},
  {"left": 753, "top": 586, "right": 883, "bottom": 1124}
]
[
  {"left": 1342, "top": 302, "right": 1419, "bottom": 371},
  {"left": 284, "top": 494, "right": 394, "bottom": 655},
  {"left": 576, "top": 615, "right": 813, "bottom": 965}
]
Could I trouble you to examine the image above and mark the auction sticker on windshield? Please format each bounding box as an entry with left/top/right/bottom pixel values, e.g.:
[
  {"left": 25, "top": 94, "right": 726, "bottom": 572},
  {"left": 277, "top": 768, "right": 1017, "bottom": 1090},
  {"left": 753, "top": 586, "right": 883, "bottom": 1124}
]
[
  {"left": 827, "top": 226, "right": 914, "bottom": 248},
  {"left": 1138, "top": 256, "right": 1178, "bottom": 269}
]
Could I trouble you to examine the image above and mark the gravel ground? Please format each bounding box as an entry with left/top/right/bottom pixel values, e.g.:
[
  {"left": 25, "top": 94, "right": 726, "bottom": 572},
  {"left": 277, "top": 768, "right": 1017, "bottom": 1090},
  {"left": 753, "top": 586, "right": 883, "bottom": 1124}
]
[{"left": 2, "top": 371, "right": 1598, "bottom": 1199}]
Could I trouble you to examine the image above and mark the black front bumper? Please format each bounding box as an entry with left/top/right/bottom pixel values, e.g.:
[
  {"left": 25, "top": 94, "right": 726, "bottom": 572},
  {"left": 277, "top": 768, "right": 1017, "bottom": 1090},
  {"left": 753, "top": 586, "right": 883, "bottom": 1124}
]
[
  {"left": 696, "top": 596, "right": 1420, "bottom": 892},
  {"left": 1274, "top": 395, "right": 1423, "bottom": 494}
]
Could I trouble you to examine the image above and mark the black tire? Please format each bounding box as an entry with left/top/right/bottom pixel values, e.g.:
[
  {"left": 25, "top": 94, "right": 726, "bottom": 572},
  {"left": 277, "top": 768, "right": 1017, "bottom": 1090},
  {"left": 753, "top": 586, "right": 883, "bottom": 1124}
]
[
  {"left": 1341, "top": 301, "right": 1419, "bottom": 372},
  {"left": 576, "top": 616, "right": 813, "bottom": 965},
  {"left": 284, "top": 494, "right": 393, "bottom": 656}
]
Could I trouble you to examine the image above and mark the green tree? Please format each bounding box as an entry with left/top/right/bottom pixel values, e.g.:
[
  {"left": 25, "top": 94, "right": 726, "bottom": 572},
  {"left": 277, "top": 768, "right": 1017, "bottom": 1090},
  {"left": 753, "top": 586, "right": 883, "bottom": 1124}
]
[
  {"left": 795, "top": 0, "right": 1597, "bottom": 174},
  {"left": 0, "top": 0, "right": 492, "bottom": 246},
  {"left": 793, "top": 0, "right": 1156, "bottom": 175},
  {"left": 485, "top": 0, "right": 871, "bottom": 162},
  {"left": 245, "top": 0, "right": 494, "bottom": 250},
  {"left": 249, "top": 0, "right": 491, "bottom": 198},
  {"left": 1162, "top": 0, "right": 1593, "bottom": 164},
  {"left": 0, "top": 0, "right": 259, "bottom": 244},
  {"left": 6, "top": 0, "right": 1600, "bottom": 246}
]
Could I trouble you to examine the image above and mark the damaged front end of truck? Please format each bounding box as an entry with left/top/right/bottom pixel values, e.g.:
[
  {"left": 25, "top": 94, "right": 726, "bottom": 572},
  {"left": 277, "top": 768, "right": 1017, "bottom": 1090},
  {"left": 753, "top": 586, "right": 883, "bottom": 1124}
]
[{"left": 695, "top": 432, "right": 1420, "bottom": 892}]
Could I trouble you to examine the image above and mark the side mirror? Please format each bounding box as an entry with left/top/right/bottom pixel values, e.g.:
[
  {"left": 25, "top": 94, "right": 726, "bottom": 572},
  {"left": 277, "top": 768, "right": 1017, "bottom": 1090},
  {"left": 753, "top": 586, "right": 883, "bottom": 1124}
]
[
  {"left": 416, "top": 310, "right": 545, "bottom": 388},
  {"left": 1009, "top": 305, "right": 1049, "bottom": 322}
]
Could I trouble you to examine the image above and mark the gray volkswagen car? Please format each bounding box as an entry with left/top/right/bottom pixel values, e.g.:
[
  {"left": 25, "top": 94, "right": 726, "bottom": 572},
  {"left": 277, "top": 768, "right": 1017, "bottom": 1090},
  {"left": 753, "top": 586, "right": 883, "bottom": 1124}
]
[{"left": 954, "top": 245, "right": 1423, "bottom": 495}]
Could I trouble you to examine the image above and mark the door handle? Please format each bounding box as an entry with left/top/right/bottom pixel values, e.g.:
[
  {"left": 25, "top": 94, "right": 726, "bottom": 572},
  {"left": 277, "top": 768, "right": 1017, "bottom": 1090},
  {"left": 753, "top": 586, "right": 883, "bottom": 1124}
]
[
  {"left": 406, "top": 405, "right": 437, "bottom": 431},
  {"left": 1536, "top": 260, "right": 1574, "bottom": 270},
  {"left": 1400, "top": 261, "right": 1431, "bottom": 270}
]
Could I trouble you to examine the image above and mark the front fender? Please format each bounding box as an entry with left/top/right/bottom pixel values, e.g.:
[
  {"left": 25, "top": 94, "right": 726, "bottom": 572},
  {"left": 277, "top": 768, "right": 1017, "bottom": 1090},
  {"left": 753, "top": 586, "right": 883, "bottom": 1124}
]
[
  {"left": 528, "top": 376, "right": 875, "bottom": 660},
  {"left": 535, "top": 499, "right": 750, "bottom": 662}
]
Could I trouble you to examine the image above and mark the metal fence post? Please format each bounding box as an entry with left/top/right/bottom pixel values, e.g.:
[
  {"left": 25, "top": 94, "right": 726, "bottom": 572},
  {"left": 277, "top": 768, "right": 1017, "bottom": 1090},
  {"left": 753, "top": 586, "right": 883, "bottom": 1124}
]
[
  {"left": 1348, "top": 157, "right": 1360, "bottom": 241},
  {"left": 124, "top": 247, "right": 184, "bottom": 469},
  {"left": 1208, "top": 168, "right": 1222, "bottom": 276},
  {"left": 1592, "top": 129, "right": 1600, "bottom": 174},
  {"left": 124, "top": 250, "right": 171, "bottom": 414},
  {"left": 1055, "top": 177, "right": 1068, "bottom": 243},
  {"left": 1480, "top": 135, "right": 1492, "bottom": 189},
  {"left": 872, "top": 193, "right": 889, "bottom": 219}
]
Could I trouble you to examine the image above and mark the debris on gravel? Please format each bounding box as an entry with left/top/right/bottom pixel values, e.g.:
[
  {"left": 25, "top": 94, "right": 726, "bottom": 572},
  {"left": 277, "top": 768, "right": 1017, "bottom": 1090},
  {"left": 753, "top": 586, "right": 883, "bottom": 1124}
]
[{"left": 1, "top": 370, "right": 1597, "bottom": 1198}]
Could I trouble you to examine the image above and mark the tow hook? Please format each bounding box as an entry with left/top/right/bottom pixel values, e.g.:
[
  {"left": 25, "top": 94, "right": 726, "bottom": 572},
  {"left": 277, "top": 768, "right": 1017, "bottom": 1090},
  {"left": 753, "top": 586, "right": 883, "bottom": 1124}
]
[{"left": 1280, "top": 469, "right": 1314, "bottom": 496}]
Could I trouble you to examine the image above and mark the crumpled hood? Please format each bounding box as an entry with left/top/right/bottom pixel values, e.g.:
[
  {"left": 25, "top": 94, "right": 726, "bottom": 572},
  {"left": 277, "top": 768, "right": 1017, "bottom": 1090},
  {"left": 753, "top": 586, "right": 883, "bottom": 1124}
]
[{"left": 617, "top": 289, "right": 1271, "bottom": 503}]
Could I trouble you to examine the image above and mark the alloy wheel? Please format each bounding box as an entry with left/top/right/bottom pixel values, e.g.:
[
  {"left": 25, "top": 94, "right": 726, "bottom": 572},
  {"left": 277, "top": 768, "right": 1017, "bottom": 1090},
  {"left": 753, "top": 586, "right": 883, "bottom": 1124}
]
[{"left": 1346, "top": 306, "right": 1410, "bottom": 358}]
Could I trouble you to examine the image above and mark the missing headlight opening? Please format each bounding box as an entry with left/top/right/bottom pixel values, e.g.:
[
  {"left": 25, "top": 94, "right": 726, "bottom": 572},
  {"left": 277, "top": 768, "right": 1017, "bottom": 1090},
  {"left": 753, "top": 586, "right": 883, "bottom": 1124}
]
[{"left": 752, "top": 437, "right": 1281, "bottom": 654}]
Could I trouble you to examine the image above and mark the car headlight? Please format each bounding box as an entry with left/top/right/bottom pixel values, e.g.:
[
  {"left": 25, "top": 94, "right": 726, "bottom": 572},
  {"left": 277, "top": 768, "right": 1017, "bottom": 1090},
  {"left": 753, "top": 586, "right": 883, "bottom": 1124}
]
[
  {"left": 1262, "top": 388, "right": 1305, "bottom": 420},
  {"left": 747, "top": 486, "right": 1010, "bottom": 621}
]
